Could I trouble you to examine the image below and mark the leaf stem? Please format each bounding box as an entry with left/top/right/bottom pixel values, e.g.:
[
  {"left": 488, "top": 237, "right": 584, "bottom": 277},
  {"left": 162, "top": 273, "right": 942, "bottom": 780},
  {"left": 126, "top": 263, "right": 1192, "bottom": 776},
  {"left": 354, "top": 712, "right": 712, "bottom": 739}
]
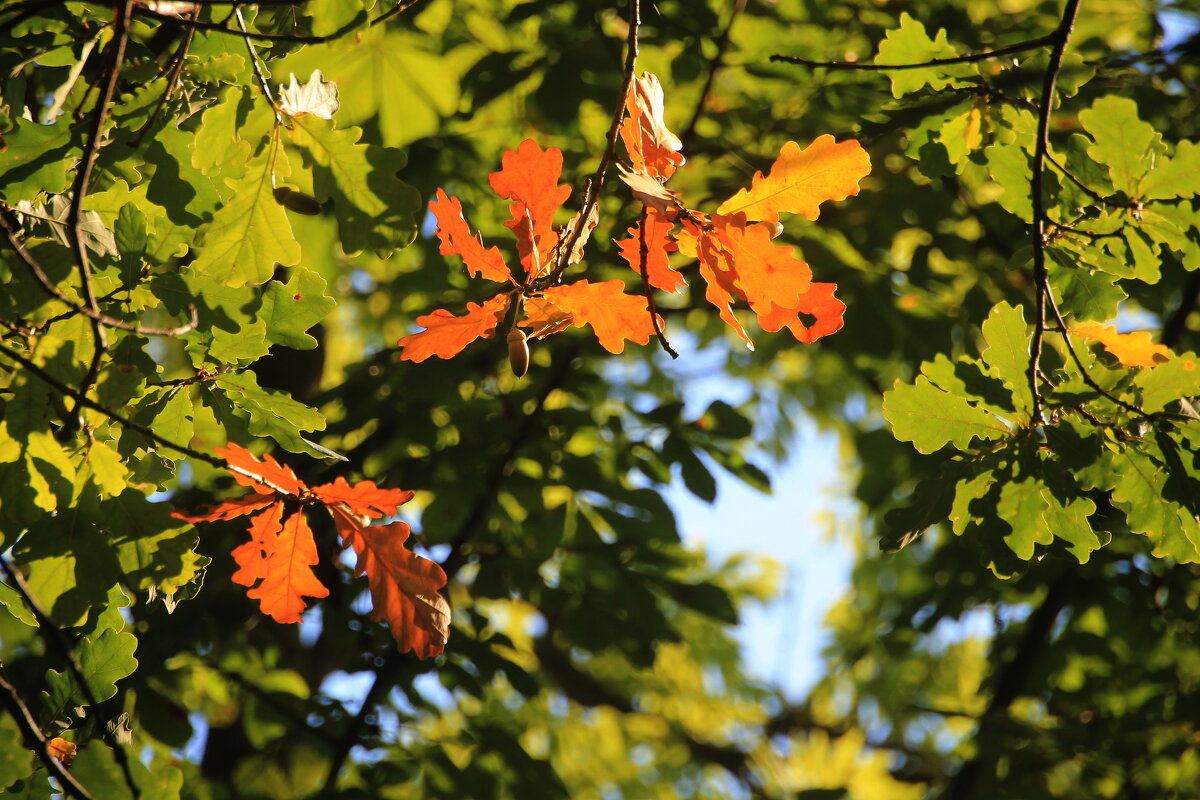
[
  {"left": 551, "top": 0, "right": 642, "bottom": 279},
  {"left": 637, "top": 209, "right": 679, "bottom": 358}
]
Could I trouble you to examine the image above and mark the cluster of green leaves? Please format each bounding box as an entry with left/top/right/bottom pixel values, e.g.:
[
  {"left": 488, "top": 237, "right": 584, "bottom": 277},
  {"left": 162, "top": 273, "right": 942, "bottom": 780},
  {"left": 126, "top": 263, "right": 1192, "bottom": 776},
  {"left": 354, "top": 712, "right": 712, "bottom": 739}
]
[{"left": 1, "top": 0, "right": 1198, "bottom": 799}]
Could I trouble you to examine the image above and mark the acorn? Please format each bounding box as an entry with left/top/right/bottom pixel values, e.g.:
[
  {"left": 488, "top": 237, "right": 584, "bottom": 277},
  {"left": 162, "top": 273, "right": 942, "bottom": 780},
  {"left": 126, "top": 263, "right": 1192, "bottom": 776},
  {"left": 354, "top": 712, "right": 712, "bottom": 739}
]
[
  {"left": 273, "top": 186, "right": 322, "bottom": 215},
  {"left": 507, "top": 327, "right": 530, "bottom": 378}
]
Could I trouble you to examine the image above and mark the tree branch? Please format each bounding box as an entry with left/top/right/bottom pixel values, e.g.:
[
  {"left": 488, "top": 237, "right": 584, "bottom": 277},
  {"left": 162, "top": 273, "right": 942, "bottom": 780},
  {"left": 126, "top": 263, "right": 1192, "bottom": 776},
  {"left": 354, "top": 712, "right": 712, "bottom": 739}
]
[
  {"left": 0, "top": 661, "right": 98, "bottom": 800},
  {"left": 0, "top": 557, "right": 141, "bottom": 800},
  {"left": 770, "top": 34, "right": 1054, "bottom": 71},
  {"left": 550, "top": 0, "right": 641, "bottom": 281},
  {"left": 1025, "top": 0, "right": 1082, "bottom": 426},
  {"left": 679, "top": 0, "right": 746, "bottom": 149}
]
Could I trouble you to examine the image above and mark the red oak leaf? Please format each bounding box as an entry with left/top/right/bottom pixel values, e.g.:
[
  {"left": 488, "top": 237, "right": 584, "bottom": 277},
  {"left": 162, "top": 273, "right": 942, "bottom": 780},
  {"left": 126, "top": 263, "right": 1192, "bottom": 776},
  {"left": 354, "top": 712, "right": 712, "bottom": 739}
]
[
  {"left": 716, "top": 135, "right": 872, "bottom": 224},
  {"left": 1071, "top": 323, "right": 1173, "bottom": 367},
  {"left": 531, "top": 280, "right": 658, "bottom": 354},
  {"left": 487, "top": 139, "right": 572, "bottom": 279},
  {"left": 397, "top": 294, "right": 511, "bottom": 362},
  {"left": 616, "top": 208, "right": 685, "bottom": 293},
  {"left": 429, "top": 188, "right": 514, "bottom": 285},
  {"left": 328, "top": 508, "right": 450, "bottom": 658}
]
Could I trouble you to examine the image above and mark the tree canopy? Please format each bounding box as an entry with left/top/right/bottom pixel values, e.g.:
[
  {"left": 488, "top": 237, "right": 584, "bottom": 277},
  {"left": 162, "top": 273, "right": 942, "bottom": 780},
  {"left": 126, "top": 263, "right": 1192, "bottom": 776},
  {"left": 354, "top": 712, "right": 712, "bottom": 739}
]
[{"left": 0, "top": 0, "right": 1198, "bottom": 797}]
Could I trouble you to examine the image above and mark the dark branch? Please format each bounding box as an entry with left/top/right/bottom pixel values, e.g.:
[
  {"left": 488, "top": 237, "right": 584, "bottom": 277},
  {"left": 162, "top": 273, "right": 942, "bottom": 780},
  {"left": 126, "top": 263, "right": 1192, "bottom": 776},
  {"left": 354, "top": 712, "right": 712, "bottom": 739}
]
[
  {"left": 636, "top": 209, "right": 679, "bottom": 358},
  {"left": 0, "top": 339, "right": 224, "bottom": 468},
  {"left": 0, "top": 661, "right": 97, "bottom": 800},
  {"left": 1026, "top": 0, "right": 1082, "bottom": 426},
  {"left": 0, "top": 557, "right": 141, "bottom": 800},
  {"left": 770, "top": 34, "right": 1053, "bottom": 71},
  {"left": 679, "top": 0, "right": 746, "bottom": 148},
  {"left": 550, "top": 0, "right": 641, "bottom": 281}
]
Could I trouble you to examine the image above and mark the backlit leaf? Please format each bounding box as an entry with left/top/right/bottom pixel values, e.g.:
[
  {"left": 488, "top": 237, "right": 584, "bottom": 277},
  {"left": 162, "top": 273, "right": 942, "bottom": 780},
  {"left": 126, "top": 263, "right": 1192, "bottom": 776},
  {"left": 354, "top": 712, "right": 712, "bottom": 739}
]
[
  {"left": 884, "top": 376, "right": 1011, "bottom": 454},
  {"left": 397, "top": 294, "right": 511, "bottom": 362},
  {"left": 535, "top": 280, "right": 657, "bottom": 354},
  {"left": 428, "top": 189, "right": 514, "bottom": 284},
  {"left": 716, "top": 136, "right": 871, "bottom": 224},
  {"left": 1071, "top": 323, "right": 1172, "bottom": 367},
  {"left": 487, "top": 139, "right": 572, "bottom": 278}
]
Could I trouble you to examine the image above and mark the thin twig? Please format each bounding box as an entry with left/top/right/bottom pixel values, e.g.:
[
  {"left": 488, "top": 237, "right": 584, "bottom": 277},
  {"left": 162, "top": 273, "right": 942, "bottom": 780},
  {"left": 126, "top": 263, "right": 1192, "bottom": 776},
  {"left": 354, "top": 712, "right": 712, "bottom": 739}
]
[
  {"left": 0, "top": 340, "right": 224, "bottom": 468},
  {"left": 679, "top": 0, "right": 745, "bottom": 149},
  {"left": 1, "top": 214, "right": 200, "bottom": 336},
  {"left": 68, "top": 0, "right": 137, "bottom": 401},
  {"left": 132, "top": 6, "right": 339, "bottom": 43},
  {"left": 550, "top": 0, "right": 642, "bottom": 280},
  {"left": 0, "top": 661, "right": 97, "bottom": 800},
  {"left": 132, "top": 4, "right": 200, "bottom": 147},
  {"left": 1043, "top": 151, "right": 1130, "bottom": 207},
  {"left": 770, "top": 33, "right": 1054, "bottom": 71},
  {"left": 0, "top": 557, "right": 141, "bottom": 800},
  {"left": 369, "top": 0, "right": 424, "bottom": 27},
  {"left": 236, "top": 5, "right": 284, "bottom": 123},
  {"left": 636, "top": 209, "right": 678, "bottom": 358},
  {"left": 1043, "top": 279, "right": 1152, "bottom": 420},
  {"left": 1025, "top": 0, "right": 1082, "bottom": 427}
]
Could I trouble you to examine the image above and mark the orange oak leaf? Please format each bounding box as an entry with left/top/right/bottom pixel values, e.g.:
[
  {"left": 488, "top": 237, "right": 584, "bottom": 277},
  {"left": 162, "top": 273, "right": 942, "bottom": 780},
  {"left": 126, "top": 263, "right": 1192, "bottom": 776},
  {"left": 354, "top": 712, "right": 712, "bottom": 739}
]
[
  {"left": 175, "top": 443, "right": 450, "bottom": 657},
  {"left": 173, "top": 492, "right": 277, "bottom": 523},
  {"left": 429, "top": 188, "right": 514, "bottom": 285},
  {"left": 231, "top": 501, "right": 330, "bottom": 624},
  {"left": 616, "top": 208, "right": 685, "bottom": 293},
  {"left": 619, "top": 72, "right": 685, "bottom": 182},
  {"left": 1072, "top": 323, "right": 1172, "bottom": 367},
  {"left": 311, "top": 477, "right": 416, "bottom": 519},
  {"left": 328, "top": 509, "right": 450, "bottom": 658},
  {"left": 531, "top": 280, "right": 659, "bottom": 354},
  {"left": 759, "top": 282, "right": 846, "bottom": 343},
  {"left": 616, "top": 162, "right": 681, "bottom": 213},
  {"left": 716, "top": 135, "right": 872, "bottom": 224},
  {"left": 709, "top": 214, "right": 812, "bottom": 317},
  {"left": 215, "top": 443, "right": 305, "bottom": 496},
  {"left": 488, "top": 139, "right": 572, "bottom": 279},
  {"left": 397, "top": 294, "right": 511, "bottom": 362},
  {"left": 47, "top": 737, "right": 76, "bottom": 766}
]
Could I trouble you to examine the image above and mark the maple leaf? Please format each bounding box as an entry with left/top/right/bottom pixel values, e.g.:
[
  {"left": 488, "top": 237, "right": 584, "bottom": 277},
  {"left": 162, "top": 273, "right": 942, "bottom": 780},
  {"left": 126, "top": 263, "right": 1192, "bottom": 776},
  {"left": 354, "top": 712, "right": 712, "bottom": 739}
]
[
  {"left": 488, "top": 138, "right": 572, "bottom": 279},
  {"left": 619, "top": 72, "right": 685, "bottom": 182},
  {"left": 429, "top": 188, "right": 514, "bottom": 285},
  {"left": 528, "top": 280, "right": 659, "bottom": 354},
  {"left": 396, "top": 295, "right": 511, "bottom": 362},
  {"left": 616, "top": 207, "right": 686, "bottom": 294},
  {"left": 329, "top": 509, "right": 450, "bottom": 659},
  {"left": 717, "top": 135, "right": 872, "bottom": 224},
  {"left": 1072, "top": 323, "right": 1173, "bottom": 367}
]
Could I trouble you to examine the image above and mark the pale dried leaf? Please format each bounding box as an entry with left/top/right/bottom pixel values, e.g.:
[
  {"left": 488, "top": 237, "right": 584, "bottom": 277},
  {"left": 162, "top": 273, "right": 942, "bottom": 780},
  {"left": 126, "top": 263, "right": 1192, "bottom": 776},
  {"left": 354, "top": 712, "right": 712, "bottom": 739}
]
[{"left": 280, "top": 70, "right": 340, "bottom": 120}]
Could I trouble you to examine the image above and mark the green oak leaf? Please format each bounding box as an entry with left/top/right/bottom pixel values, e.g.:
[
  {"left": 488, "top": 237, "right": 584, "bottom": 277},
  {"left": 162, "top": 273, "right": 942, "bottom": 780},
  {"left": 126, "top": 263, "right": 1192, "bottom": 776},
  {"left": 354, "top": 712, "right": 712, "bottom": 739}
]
[
  {"left": 260, "top": 266, "right": 336, "bottom": 350},
  {"left": 883, "top": 376, "right": 1010, "bottom": 454},
  {"left": 1109, "top": 445, "right": 1200, "bottom": 562},
  {"left": 0, "top": 117, "right": 77, "bottom": 202},
  {"left": 980, "top": 302, "right": 1032, "bottom": 416},
  {"left": 1078, "top": 96, "right": 1163, "bottom": 195},
  {"left": 286, "top": 117, "right": 421, "bottom": 253},
  {"left": 1133, "top": 354, "right": 1200, "bottom": 412},
  {"left": 189, "top": 146, "right": 300, "bottom": 287},
  {"left": 207, "top": 371, "right": 327, "bottom": 456},
  {"left": 997, "top": 478, "right": 1052, "bottom": 560},
  {"left": 79, "top": 627, "right": 138, "bottom": 702},
  {"left": 1046, "top": 248, "right": 1125, "bottom": 322},
  {"left": 874, "top": 13, "right": 972, "bottom": 97},
  {"left": 1139, "top": 139, "right": 1200, "bottom": 200}
]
